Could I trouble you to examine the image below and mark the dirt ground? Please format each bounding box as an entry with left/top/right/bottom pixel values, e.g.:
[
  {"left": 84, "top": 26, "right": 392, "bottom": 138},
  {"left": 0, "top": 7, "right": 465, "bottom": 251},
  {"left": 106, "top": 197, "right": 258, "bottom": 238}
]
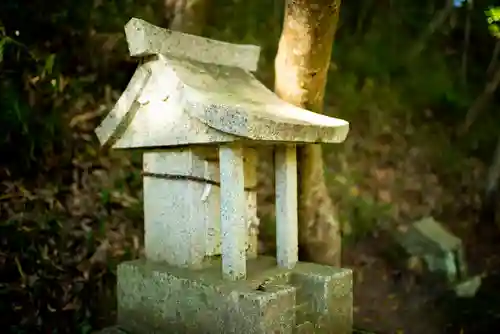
[
  {"left": 342, "top": 220, "right": 500, "bottom": 334},
  {"left": 344, "top": 235, "right": 443, "bottom": 334},
  {"left": 334, "top": 127, "right": 500, "bottom": 334}
]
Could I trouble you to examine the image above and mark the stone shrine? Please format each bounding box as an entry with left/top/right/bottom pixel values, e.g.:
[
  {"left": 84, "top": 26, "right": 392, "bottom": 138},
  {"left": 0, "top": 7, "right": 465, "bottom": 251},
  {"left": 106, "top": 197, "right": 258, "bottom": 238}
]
[{"left": 96, "top": 18, "right": 353, "bottom": 334}]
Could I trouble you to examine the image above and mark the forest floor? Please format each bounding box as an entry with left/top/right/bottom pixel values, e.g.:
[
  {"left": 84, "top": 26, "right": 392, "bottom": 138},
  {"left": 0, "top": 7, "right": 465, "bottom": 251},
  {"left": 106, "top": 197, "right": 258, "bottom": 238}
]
[
  {"left": 325, "top": 108, "right": 500, "bottom": 334},
  {"left": 269, "top": 105, "right": 500, "bottom": 334}
]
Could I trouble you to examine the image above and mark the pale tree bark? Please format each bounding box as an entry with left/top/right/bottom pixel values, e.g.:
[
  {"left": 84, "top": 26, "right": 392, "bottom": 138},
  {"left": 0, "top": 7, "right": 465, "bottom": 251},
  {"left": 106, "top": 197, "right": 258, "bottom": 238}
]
[
  {"left": 487, "top": 40, "right": 500, "bottom": 76},
  {"left": 274, "top": 0, "right": 343, "bottom": 266},
  {"left": 163, "top": 0, "right": 210, "bottom": 35}
]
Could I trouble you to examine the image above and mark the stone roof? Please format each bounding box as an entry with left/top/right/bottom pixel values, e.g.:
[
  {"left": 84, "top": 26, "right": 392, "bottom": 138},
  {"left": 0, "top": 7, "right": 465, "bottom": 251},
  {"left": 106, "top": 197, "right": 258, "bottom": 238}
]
[{"left": 95, "top": 18, "right": 349, "bottom": 149}]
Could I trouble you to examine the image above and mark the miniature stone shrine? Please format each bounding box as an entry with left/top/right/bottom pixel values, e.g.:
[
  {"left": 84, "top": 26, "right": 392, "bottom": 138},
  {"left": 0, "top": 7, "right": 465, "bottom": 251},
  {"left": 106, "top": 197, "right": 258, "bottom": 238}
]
[{"left": 95, "top": 18, "right": 353, "bottom": 334}]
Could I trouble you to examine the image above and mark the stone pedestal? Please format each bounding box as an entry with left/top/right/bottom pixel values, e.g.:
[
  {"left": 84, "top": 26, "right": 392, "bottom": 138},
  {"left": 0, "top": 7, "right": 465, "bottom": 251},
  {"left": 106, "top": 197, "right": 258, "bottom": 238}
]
[{"left": 114, "top": 257, "right": 352, "bottom": 334}]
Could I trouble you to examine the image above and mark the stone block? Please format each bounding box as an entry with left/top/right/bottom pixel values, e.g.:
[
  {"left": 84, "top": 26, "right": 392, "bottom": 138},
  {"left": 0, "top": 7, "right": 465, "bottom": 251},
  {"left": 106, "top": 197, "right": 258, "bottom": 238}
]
[
  {"left": 393, "top": 217, "right": 467, "bottom": 284},
  {"left": 117, "top": 258, "right": 296, "bottom": 334},
  {"left": 291, "top": 262, "right": 353, "bottom": 333},
  {"left": 116, "top": 257, "right": 352, "bottom": 334}
]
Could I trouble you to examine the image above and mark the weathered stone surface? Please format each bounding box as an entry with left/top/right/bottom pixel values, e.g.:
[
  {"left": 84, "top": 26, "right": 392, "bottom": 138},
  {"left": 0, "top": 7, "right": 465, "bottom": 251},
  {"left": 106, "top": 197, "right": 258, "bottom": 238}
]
[
  {"left": 116, "top": 257, "right": 352, "bottom": 334},
  {"left": 117, "top": 258, "right": 296, "bottom": 334},
  {"left": 97, "top": 57, "right": 235, "bottom": 149},
  {"left": 102, "top": 55, "right": 349, "bottom": 149},
  {"left": 94, "top": 63, "right": 152, "bottom": 147},
  {"left": 95, "top": 20, "right": 350, "bottom": 150},
  {"left": 219, "top": 144, "right": 247, "bottom": 280},
  {"left": 275, "top": 145, "right": 298, "bottom": 269},
  {"left": 394, "top": 217, "right": 467, "bottom": 284},
  {"left": 142, "top": 147, "right": 259, "bottom": 269},
  {"left": 292, "top": 262, "right": 353, "bottom": 333},
  {"left": 142, "top": 148, "right": 219, "bottom": 267},
  {"left": 173, "top": 54, "right": 350, "bottom": 145},
  {"left": 244, "top": 147, "right": 259, "bottom": 259},
  {"left": 125, "top": 18, "right": 261, "bottom": 72}
]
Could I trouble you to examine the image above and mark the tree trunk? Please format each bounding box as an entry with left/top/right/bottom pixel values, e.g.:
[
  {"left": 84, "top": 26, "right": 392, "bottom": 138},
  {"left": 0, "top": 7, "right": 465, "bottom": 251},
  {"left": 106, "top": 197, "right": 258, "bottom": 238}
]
[
  {"left": 163, "top": 0, "right": 209, "bottom": 35},
  {"left": 274, "top": 0, "right": 342, "bottom": 266}
]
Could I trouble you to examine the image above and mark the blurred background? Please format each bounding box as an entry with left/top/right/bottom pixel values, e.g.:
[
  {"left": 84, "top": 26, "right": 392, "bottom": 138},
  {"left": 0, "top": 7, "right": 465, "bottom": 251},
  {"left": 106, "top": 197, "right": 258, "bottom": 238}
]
[{"left": 1, "top": 0, "right": 500, "bottom": 333}]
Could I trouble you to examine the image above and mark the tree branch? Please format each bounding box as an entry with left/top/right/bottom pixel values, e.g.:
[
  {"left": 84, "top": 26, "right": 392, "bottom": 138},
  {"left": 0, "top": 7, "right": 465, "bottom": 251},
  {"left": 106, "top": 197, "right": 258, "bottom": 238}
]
[{"left": 461, "top": 64, "right": 500, "bottom": 133}]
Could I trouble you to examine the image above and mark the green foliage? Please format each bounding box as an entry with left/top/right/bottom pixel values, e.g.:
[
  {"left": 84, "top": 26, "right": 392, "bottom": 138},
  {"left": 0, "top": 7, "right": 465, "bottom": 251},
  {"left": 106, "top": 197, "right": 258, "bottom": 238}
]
[
  {"left": 0, "top": 0, "right": 162, "bottom": 176},
  {"left": 486, "top": 7, "right": 500, "bottom": 37},
  {"left": 330, "top": 15, "right": 472, "bottom": 122},
  {"left": 328, "top": 168, "right": 394, "bottom": 243},
  {"left": 0, "top": 23, "right": 65, "bottom": 173}
]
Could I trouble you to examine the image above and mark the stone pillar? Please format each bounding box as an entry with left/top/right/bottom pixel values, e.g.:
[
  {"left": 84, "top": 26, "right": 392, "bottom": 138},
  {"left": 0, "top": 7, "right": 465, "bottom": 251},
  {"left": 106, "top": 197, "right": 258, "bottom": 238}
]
[
  {"left": 274, "top": 145, "right": 298, "bottom": 269},
  {"left": 219, "top": 144, "right": 247, "bottom": 280},
  {"left": 244, "top": 147, "right": 259, "bottom": 259}
]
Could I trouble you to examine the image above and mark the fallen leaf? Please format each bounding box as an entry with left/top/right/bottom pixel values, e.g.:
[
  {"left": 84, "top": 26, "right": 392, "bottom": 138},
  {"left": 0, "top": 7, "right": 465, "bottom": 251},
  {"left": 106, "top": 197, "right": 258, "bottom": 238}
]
[{"left": 89, "top": 240, "right": 109, "bottom": 265}]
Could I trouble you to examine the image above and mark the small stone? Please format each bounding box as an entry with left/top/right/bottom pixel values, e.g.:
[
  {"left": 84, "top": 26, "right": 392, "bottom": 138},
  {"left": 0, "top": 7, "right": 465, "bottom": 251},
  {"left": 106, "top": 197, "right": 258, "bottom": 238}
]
[
  {"left": 453, "top": 275, "right": 482, "bottom": 298},
  {"left": 392, "top": 217, "right": 468, "bottom": 285}
]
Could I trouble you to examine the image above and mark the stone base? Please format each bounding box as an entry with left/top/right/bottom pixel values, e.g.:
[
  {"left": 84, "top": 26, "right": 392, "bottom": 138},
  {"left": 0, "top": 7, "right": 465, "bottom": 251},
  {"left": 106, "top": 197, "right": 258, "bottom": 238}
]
[{"left": 116, "top": 256, "right": 352, "bottom": 334}]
